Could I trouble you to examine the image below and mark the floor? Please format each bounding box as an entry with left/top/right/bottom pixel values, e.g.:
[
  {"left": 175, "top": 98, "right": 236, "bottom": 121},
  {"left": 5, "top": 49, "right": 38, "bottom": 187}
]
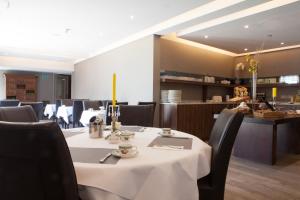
[{"left": 225, "top": 155, "right": 300, "bottom": 200}]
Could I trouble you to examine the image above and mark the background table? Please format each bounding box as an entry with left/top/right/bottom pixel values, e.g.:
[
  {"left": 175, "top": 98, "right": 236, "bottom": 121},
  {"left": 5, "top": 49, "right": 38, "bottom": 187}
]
[
  {"left": 44, "top": 104, "right": 56, "bottom": 119},
  {"left": 56, "top": 105, "right": 73, "bottom": 124},
  {"left": 80, "top": 110, "right": 106, "bottom": 127},
  {"left": 65, "top": 128, "right": 211, "bottom": 200}
]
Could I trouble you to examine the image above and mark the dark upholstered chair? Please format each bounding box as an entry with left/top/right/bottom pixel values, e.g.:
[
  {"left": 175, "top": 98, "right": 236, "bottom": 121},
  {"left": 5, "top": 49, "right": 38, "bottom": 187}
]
[
  {"left": 0, "top": 100, "right": 20, "bottom": 107},
  {"left": 61, "top": 99, "right": 73, "bottom": 106},
  {"left": 0, "top": 121, "right": 80, "bottom": 200},
  {"left": 0, "top": 105, "right": 38, "bottom": 122},
  {"left": 198, "top": 109, "right": 244, "bottom": 200},
  {"left": 138, "top": 101, "right": 156, "bottom": 125},
  {"left": 105, "top": 102, "right": 128, "bottom": 125},
  {"left": 20, "top": 102, "right": 44, "bottom": 120},
  {"left": 71, "top": 100, "right": 84, "bottom": 128},
  {"left": 118, "top": 105, "right": 154, "bottom": 127},
  {"left": 138, "top": 101, "right": 156, "bottom": 110},
  {"left": 83, "top": 100, "right": 102, "bottom": 110}
]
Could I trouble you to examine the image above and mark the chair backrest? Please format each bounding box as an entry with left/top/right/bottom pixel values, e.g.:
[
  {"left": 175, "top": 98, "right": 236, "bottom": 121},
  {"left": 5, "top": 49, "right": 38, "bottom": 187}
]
[
  {"left": 72, "top": 100, "right": 84, "bottom": 124},
  {"left": 138, "top": 101, "right": 156, "bottom": 124},
  {"left": 83, "top": 100, "right": 102, "bottom": 110},
  {"left": 0, "top": 100, "right": 20, "bottom": 107},
  {"left": 207, "top": 109, "right": 244, "bottom": 199},
  {"left": 0, "top": 105, "right": 38, "bottom": 122},
  {"left": 0, "top": 121, "right": 79, "bottom": 200},
  {"left": 20, "top": 102, "right": 44, "bottom": 120},
  {"left": 105, "top": 101, "right": 128, "bottom": 125},
  {"left": 56, "top": 99, "right": 62, "bottom": 114},
  {"left": 61, "top": 99, "right": 73, "bottom": 107},
  {"left": 118, "top": 105, "right": 154, "bottom": 127}
]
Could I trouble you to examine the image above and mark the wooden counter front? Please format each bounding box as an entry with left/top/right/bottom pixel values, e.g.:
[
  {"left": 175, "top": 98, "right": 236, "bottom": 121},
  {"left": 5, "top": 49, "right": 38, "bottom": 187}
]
[
  {"left": 234, "top": 115, "right": 300, "bottom": 165},
  {"left": 160, "top": 103, "right": 234, "bottom": 140}
]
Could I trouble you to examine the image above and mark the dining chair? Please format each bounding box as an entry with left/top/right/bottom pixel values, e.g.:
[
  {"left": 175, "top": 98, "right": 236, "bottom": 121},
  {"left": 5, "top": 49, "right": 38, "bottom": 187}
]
[
  {"left": 198, "top": 109, "right": 244, "bottom": 200},
  {"left": 105, "top": 101, "right": 128, "bottom": 125},
  {"left": 118, "top": 105, "right": 154, "bottom": 127},
  {"left": 0, "top": 121, "right": 80, "bottom": 200},
  {"left": 0, "top": 105, "right": 38, "bottom": 122},
  {"left": 138, "top": 101, "right": 156, "bottom": 110},
  {"left": 83, "top": 100, "right": 102, "bottom": 110},
  {"left": 138, "top": 101, "right": 156, "bottom": 124},
  {"left": 71, "top": 100, "right": 84, "bottom": 128},
  {"left": 61, "top": 99, "right": 73, "bottom": 106},
  {"left": 20, "top": 102, "right": 44, "bottom": 120},
  {"left": 0, "top": 100, "right": 20, "bottom": 107}
]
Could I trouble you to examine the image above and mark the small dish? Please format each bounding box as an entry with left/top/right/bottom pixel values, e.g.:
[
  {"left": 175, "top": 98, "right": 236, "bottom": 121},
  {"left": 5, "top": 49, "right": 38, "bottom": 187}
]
[
  {"left": 111, "top": 149, "right": 139, "bottom": 158},
  {"left": 159, "top": 131, "right": 175, "bottom": 137}
]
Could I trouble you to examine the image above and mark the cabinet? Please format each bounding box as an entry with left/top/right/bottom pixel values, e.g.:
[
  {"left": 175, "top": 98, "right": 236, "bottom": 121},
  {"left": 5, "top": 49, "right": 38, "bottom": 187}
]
[{"left": 5, "top": 74, "right": 38, "bottom": 102}]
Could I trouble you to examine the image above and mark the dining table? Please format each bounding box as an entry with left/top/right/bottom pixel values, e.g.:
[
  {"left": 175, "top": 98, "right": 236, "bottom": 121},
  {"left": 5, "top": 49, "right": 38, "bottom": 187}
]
[
  {"left": 80, "top": 109, "right": 107, "bottom": 127},
  {"left": 43, "top": 104, "right": 56, "bottom": 119},
  {"left": 64, "top": 127, "right": 211, "bottom": 200},
  {"left": 56, "top": 105, "right": 73, "bottom": 124}
]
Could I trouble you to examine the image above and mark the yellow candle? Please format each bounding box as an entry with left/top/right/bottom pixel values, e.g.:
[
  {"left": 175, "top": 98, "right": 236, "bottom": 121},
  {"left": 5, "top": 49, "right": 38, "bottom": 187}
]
[
  {"left": 272, "top": 87, "right": 277, "bottom": 98},
  {"left": 112, "top": 73, "right": 116, "bottom": 107}
]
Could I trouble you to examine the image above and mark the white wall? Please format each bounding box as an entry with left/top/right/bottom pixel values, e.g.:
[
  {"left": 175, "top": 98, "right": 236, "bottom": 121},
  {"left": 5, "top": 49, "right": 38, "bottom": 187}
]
[
  {"left": 0, "top": 71, "right": 6, "bottom": 99},
  {"left": 72, "top": 36, "right": 155, "bottom": 105}
]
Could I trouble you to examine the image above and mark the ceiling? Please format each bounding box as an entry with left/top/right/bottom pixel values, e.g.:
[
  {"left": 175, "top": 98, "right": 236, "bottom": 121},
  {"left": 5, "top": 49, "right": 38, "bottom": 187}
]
[
  {"left": 179, "top": 1, "right": 300, "bottom": 54},
  {"left": 0, "top": 0, "right": 300, "bottom": 64},
  {"left": 0, "top": 0, "right": 211, "bottom": 62}
]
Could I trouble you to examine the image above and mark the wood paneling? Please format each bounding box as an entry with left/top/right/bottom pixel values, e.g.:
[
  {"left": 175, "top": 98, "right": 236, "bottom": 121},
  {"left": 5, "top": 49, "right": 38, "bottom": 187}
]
[
  {"left": 160, "top": 103, "right": 231, "bottom": 140},
  {"left": 233, "top": 117, "right": 300, "bottom": 165}
]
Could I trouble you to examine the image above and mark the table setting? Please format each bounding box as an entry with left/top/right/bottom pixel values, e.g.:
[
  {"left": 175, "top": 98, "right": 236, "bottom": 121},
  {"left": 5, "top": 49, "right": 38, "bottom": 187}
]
[
  {"left": 64, "top": 125, "right": 211, "bottom": 200},
  {"left": 56, "top": 105, "right": 73, "bottom": 124},
  {"left": 43, "top": 104, "right": 56, "bottom": 119},
  {"left": 63, "top": 73, "right": 211, "bottom": 200}
]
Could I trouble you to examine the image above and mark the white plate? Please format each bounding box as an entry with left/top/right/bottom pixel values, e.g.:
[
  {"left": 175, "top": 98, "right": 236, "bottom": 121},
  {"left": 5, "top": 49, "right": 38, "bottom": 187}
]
[{"left": 112, "top": 149, "right": 139, "bottom": 158}]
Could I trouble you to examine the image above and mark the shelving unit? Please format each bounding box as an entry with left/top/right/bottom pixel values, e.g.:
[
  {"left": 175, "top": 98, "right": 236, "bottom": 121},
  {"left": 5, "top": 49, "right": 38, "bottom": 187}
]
[{"left": 5, "top": 74, "right": 38, "bottom": 102}]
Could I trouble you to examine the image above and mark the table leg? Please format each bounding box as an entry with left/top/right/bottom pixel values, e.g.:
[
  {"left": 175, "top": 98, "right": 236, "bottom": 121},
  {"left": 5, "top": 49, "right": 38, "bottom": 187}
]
[{"left": 272, "top": 125, "right": 277, "bottom": 165}]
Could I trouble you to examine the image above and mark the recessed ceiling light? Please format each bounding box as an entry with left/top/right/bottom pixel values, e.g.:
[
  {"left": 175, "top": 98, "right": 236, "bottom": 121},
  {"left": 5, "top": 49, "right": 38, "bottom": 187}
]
[
  {"left": 99, "top": 32, "right": 104, "bottom": 37},
  {"left": 244, "top": 25, "right": 249, "bottom": 29},
  {"left": 204, "top": 35, "right": 208, "bottom": 39},
  {"left": 130, "top": 15, "right": 135, "bottom": 20},
  {"left": 244, "top": 48, "right": 248, "bottom": 51},
  {"left": 280, "top": 42, "right": 285, "bottom": 45}
]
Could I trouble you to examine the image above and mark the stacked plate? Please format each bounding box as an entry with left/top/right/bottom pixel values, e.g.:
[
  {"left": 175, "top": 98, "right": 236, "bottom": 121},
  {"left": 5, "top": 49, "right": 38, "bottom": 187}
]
[
  {"left": 168, "top": 90, "right": 182, "bottom": 103},
  {"left": 161, "top": 90, "right": 169, "bottom": 103}
]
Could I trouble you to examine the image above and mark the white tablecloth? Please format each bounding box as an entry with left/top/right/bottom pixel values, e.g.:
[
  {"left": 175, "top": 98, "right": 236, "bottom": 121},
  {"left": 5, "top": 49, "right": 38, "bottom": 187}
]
[
  {"left": 80, "top": 110, "right": 106, "bottom": 127},
  {"left": 43, "top": 104, "right": 56, "bottom": 119},
  {"left": 56, "top": 105, "right": 73, "bottom": 124},
  {"left": 65, "top": 128, "right": 211, "bottom": 200}
]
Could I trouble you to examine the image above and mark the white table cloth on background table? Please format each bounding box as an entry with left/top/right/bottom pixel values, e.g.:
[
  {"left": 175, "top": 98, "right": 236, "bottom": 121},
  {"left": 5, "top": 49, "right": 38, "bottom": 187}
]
[
  {"left": 43, "top": 104, "right": 56, "bottom": 119},
  {"left": 80, "top": 110, "right": 106, "bottom": 127},
  {"left": 65, "top": 128, "right": 211, "bottom": 200},
  {"left": 56, "top": 105, "right": 73, "bottom": 124}
]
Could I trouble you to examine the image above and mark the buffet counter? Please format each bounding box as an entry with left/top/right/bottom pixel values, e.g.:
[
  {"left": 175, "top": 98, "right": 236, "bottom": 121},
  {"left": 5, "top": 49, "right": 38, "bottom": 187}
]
[
  {"left": 234, "top": 115, "right": 300, "bottom": 165},
  {"left": 160, "top": 101, "right": 300, "bottom": 141}
]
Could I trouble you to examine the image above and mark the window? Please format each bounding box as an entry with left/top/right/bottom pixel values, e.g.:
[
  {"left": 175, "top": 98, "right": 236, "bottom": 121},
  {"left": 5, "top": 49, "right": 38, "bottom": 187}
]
[{"left": 279, "top": 75, "right": 299, "bottom": 84}]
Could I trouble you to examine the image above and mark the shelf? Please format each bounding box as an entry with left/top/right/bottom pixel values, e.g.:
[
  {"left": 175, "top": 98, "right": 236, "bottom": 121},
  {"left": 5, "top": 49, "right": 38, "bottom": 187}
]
[
  {"left": 241, "top": 83, "right": 300, "bottom": 88},
  {"left": 161, "top": 78, "right": 235, "bottom": 88},
  {"left": 161, "top": 78, "right": 300, "bottom": 88}
]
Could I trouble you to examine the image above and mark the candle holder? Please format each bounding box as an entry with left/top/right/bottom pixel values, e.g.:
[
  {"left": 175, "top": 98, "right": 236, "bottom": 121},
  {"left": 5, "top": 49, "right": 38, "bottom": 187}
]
[{"left": 107, "top": 105, "right": 121, "bottom": 144}]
